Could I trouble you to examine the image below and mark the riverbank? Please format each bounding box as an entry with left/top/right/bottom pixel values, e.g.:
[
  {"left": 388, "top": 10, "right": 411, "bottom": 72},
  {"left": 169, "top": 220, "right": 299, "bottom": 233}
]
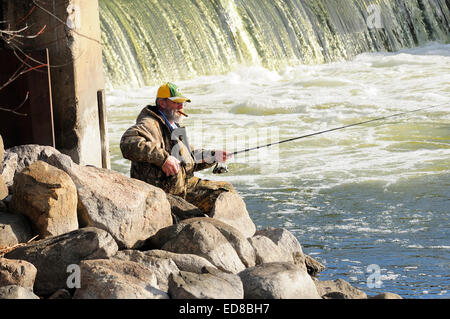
[{"left": 0, "top": 140, "right": 402, "bottom": 299}]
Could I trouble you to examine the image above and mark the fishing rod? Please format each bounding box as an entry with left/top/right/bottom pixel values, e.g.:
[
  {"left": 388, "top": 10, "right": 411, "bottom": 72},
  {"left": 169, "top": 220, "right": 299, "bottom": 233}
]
[
  {"left": 231, "top": 103, "right": 446, "bottom": 156},
  {"left": 212, "top": 102, "right": 446, "bottom": 174}
]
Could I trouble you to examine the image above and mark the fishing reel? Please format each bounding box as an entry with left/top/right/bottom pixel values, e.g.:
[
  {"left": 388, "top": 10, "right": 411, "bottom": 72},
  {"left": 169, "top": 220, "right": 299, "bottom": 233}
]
[{"left": 213, "top": 162, "right": 229, "bottom": 174}]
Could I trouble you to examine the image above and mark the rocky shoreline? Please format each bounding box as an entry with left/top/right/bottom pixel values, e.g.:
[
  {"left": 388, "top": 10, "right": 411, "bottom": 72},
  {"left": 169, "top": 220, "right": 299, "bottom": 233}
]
[{"left": 0, "top": 136, "right": 402, "bottom": 299}]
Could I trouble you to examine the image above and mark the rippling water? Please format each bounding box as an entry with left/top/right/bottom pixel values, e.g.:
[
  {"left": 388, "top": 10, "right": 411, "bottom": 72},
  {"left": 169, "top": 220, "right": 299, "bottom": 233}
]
[{"left": 106, "top": 43, "right": 450, "bottom": 298}]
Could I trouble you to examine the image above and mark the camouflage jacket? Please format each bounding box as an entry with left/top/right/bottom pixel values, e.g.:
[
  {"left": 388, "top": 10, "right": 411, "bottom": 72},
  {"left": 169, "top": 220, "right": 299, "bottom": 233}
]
[{"left": 120, "top": 105, "right": 215, "bottom": 196}]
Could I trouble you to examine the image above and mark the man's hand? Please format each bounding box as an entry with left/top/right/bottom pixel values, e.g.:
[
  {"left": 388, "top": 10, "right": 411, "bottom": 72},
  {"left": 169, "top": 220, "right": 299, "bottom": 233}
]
[
  {"left": 162, "top": 156, "right": 181, "bottom": 176},
  {"left": 214, "top": 150, "right": 231, "bottom": 163}
]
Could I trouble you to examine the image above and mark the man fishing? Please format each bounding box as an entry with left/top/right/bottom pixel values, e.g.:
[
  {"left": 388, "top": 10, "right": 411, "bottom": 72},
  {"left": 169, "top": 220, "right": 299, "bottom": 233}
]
[{"left": 120, "top": 82, "right": 235, "bottom": 214}]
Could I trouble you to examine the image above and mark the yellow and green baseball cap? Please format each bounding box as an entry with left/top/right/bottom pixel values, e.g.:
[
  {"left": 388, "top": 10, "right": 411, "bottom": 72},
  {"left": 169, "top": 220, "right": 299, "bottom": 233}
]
[{"left": 157, "top": 82, "right": 191, "bottom": 103}]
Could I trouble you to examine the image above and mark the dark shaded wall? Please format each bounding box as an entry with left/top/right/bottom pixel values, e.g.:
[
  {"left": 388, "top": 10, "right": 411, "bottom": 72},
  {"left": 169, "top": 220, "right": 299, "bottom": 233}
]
[{"left": 1, "top": 0, "right": 109, "bottom": 168}]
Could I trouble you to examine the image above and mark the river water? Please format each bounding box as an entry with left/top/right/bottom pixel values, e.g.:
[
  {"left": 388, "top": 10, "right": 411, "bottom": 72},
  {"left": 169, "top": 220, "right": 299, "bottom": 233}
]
[{"left": 106, "top": 43, "right": 450, "bottom": 299}]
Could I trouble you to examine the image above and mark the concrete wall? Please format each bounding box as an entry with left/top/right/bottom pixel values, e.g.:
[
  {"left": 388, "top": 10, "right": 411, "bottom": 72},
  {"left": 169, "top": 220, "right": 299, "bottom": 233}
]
[{"left": 3, "top": 0, "right": 109, "bottom": 168}]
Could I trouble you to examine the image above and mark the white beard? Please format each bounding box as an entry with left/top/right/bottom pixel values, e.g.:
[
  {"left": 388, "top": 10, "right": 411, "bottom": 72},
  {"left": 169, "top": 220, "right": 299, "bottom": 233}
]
[{"left": 162, "top": 108, "right": 183, "bottom": 124}]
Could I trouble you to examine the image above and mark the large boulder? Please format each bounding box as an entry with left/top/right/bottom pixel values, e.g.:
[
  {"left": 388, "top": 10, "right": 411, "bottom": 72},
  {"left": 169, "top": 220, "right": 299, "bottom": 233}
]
[
  {"left": 198, "top": 218, "right": 256, "bottom": 268},
  {"left": 1, "top": 145, "right": 61, "bottom": 190},
  {"left": 160, "top": 220, "right": 246, "bottom": 274},
  {"left": 209, "top": 192, "right": 256, "bottom": 238},
  {"left": 143, "top": 250, "right": 218, "bottom": 274},
  {"left": 238, "top": 262, "right": 321, "bottom": 299},
  {"left": 10, "top": 161, "right": 78, "bottom": 238},
  {"left": 114, "top": 250, "right": 180, "bottom": 293},
  {"left": 5, "top": 227, "right": 118, "bottom": 296},
  {"left": 0, "top": 175, "right": 7, "bottom": 201},
  {"left": 255, "top": 227, "right": 303, "bottom": 257},
  {"left": 369, "top": 292, "right": 403, "bottom": 299},
  {"left": 73, "top": 259, "right": 168, "bottom": 299},
  {"left": 48, "top": 289, "right": 72, "bottom": 299},
  {"left": 145, "top": 223, "right": 185, "bottom": 249},
  {"left": 185, "top": 218, "right": 256, "bottom": 268},
  {"left": 1, "top": 153, "right": 15, "bottom": 199},
  {"left": 248, "top": 235, "right": 293, "bottom": 265},
  {"left": 0, "top": 285, "right": 39, "bottom": 299},
  {"left": 148, "top": 217, "right": 256, "bottom": 269},
  {"left": 0, "top": 258, "right": 37, "bottom": 288},
  {"left": 48, "top": 153, "right": 173, "bottom": 249},
  {"left": 315, "top": 278, "right": 367, "bottom": 299},
  {"left": 169, "top": 267, "right": 244, "bottom": 299},
  {"left": 0, "top": 212, "right": 33, "bottom": 247},
  {"left": 1, "top": 152, "right": 17, "bottom": 192},
  {"left": 255, "top": 227, "right": 309, "bottom": 271},
  {"left": 305, "top": 255, "right": 325, "bottom": 277},
  {"left": 167, "top": 194, "right": 205, "bottom": 222}
]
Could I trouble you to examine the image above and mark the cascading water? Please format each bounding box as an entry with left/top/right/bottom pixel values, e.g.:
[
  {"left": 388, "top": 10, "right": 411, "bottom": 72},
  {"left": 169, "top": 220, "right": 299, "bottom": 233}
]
[{"left": 100, "top": 0, "right": 450, "bottom": 89}]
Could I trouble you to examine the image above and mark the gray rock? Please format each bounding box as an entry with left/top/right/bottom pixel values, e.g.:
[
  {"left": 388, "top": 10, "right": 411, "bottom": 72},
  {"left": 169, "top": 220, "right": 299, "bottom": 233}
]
[
  {"left": 322, "top": 291, "right": 349, "bottom": 299},
  {"left": 210, "top": 192, "right": 256, "bottom": 238},
  {"left": 169, "top": 267, "right": 243, "bottom": 299},
  {"left": 292, "top": 251, "right": 307, "bottom": 272},
  {"left": 369, "top": 292, "right": 403, "bottom": 299},
  {"left": 0, "top": 257, "right": 37, "bottom": 288},
  {"left": 10, "top": 161, "right": 78, "bottom": 238},
  {"left": 48, "top": 153, "right": 173, "bottom": 249},
  {"left": 144, "top": 250, "right": 218, "bottom": 274},
  {"left": 195, "top": 218, "right": 256, "bottom": 268},
  {"left": 0, "top": 175, "right": 7, "bottom": 201},
  {"left": 48, "top": 289, "right": 72, "bottom": 299},
  {"left": 255, "top": 227, "right": 310, "bottom": 272},
  {"left": 5, "top": 227, "right": 118, "bottom": 296},
  {"left": 114, "top": 249, "right": 179, "bottom": 293},
  {"left": 248, "top": 235, "right": 293, "bottom": 265},
  {"left": 0, "top": 285, "right": 39, "bottom": 299},
  {"left": 255, "top": 227, "right": 303, "bottom": 257},
  {"left": 185, "top": 218, "right": 256, "bottom": 268},
  {"left": 148, "top": 217, "right": 256, "bottom": 269},
  {"left": 167, "top": 194, "right": 205, "bottom": 222},
  {"left": 305, "top": 255, "right": 325, "bottom": 277},
  {"left": 238, "top": 262, "right": 321, "bottom": 299},
  {"left": 144, "top": 223, "right": 186, "bottom": 249},
  {"left": 1, "top": 145, "right": 61, "bottom": 189},
  {"left": 1, "top": 152, "right": 17, "bottom": 192},
  {"left": 73, "top": 259, "right": 169, "bottom": 299},
  {"left": 315, "top": 278, "right": 367, "bottom": 299},
  {"left": 0, "top": 211, "right": 33, "bottom": 247},
  {"left": 161, "top": 220, "right": 246, "bottom": 274}
]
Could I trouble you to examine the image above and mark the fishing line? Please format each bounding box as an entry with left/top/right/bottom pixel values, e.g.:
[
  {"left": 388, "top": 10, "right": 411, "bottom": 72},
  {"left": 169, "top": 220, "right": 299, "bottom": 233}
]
[
  {"left": 230, "top": 102, "right": 447, "bottom": 156},
  {"left": 212, "top": 102, "right": 447, "bottom": 174}
]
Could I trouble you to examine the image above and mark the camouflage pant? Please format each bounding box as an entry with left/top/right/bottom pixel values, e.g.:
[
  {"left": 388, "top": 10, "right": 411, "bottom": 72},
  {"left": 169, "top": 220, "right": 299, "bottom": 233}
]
[{"left": 183, "top": 176, "right": 236, "bottom": 214}]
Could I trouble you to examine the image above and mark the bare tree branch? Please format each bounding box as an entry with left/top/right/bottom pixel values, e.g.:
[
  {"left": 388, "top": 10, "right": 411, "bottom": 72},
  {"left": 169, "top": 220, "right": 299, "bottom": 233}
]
[
  {"left": 32, "top": 0, "right": 102, "bottom": 45},
  {"left": 0, "top": 0, "right": 102, "bottom": 116},
  {"left": 0, "top": 91, "right": 29, "bottom": 116},
  {"left": 0, "top": 58, "right": 47, "bottom": 92},
  {"left": 0, "top": 5, "right": 49, "bottom": 116}
]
